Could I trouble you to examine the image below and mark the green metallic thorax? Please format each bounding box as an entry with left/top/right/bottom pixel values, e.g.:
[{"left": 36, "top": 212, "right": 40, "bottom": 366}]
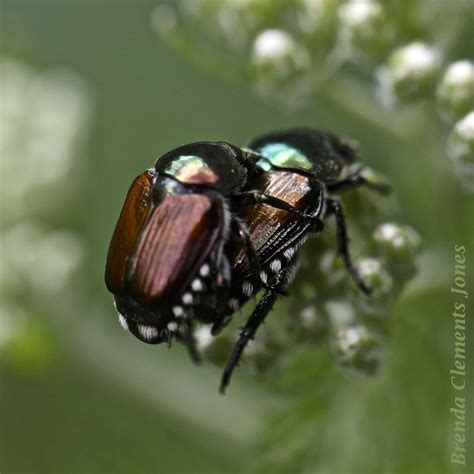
[{"left": 255, "top": 143, "right": 312, "bottom": 173}]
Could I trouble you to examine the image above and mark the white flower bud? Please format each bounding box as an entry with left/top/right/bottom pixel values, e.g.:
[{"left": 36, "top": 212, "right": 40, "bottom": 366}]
[
  {"left": 351, "top": 258, "right": 394, "bottom": 315},
  {"left": 252, "top": 29, "right": 310, "bottom": 97},
  {"left": 296, "top": 0, "right": 337, "bottom": 34},
  {"left": 438, "top": 60, "right": 474, "bottom": 121},
  {"left": 194, "top": 325, "right": 214, "bottom": 353},
  {"left": 337, "top": 0, "right": 389, "bottom": 62},
  {"left": 373, "top": 223, "right": 421, "bottom": 279},
  {"left": 447, "top": 111, "right": 474, "bottom": 192},
  {"left": 378, "top": 42, "right": 440, "bottom": 104},
  {"left": 194, "top": 325, "right": 235, "bottom": 366},
  {"left": 331, "top": 325, "right": 384, "bottom": 375},
  {"left": 253, "top": 29, "right": 309, "bottom": 71}
]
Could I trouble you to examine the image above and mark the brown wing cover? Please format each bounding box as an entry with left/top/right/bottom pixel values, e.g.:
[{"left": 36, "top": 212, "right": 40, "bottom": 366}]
[
  {"left": 237, "top": 171, "right": 312, "bottom": 259},
  {"left": 128, "top": 194, "right": 223, "bottom": 306},
  {"left": 105, "top": 171, "right": 154, "bottom": 294}
]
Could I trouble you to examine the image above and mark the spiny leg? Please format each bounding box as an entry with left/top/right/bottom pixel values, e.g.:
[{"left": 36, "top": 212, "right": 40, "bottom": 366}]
[
  {"left": 208, "top": 223, "right": 245, "bottom": 336},
  {"left": 233, "top": 217, "right": 262, "bottom": 283},
  {"left": 185, "top": 319, "right": 201, "bottom": 364},
  {"left": 176, "top": 318, "right": 201, "bottom": 364},
  {"left": 210, "top": 256, "right": 233, "bottom": 336},
  {"left": 219, "top": 261, "right": 295, "bottom": 394},
  {"left": 326, "top": 198, "right": 371, "bottom": 295},
  {"left": 219, "top": 288, "right": 279, "bottom": 394},
  {"left": 211, "top": 218, "right": 264, "bottom": 336},
  {"left": 234, "top": 218, "right": 289, "bottom": 296},
  {"left": 234, "top": 190, "right": 324, "bottom": 231},
  {"left": 211, "top": 313, "right": 232, "bottom": 336}
]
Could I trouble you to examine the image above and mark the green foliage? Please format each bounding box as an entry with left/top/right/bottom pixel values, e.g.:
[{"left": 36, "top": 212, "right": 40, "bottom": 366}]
[{"left": 1, "top": 2, "right": 473, "bottom": 473}]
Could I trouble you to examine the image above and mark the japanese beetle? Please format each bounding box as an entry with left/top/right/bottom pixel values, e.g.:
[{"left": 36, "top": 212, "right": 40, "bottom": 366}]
[
  {"left": 105, "top": 141, "right": 258, "bottom": 345},
  {"left": 105, "top": 140, "right": 319, "bottom": 348},
  {"left": 212, "top": 128, "right": 390, "bottom": 392}
]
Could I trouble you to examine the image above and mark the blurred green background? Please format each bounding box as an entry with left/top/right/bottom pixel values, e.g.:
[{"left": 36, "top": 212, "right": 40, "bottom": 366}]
[{"left": 1, "top": 1, "right": 473, "bottom": 473}]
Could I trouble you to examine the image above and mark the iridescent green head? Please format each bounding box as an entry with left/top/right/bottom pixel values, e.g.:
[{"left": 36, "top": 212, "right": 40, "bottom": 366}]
[{"left": 250, "top": 128, "right": 358, "bottom": 183}]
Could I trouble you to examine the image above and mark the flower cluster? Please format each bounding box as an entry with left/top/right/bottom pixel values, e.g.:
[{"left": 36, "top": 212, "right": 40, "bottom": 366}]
[
  {"left": 152, "top": 0, "right": 474, "bottom": 190},
  {"left": 0, "top": 58, "right": 91, "bottom": 374}
]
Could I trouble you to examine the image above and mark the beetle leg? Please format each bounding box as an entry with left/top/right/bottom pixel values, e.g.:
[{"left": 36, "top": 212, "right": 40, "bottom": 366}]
[
  {"left": 219, "top": 289, "right": 279, "bottom": 394},
  {"left": 328, "top": 168, "right": 391, "bottom": 195},
  {"left": 234, "top": 220, "right": 290, "bottom": 296},
  {"left": 209, "top": 255, "right": 233, "bottom": 336},
  {"left": 219, "top": 261, "right": 295, "bottom": 393},
  {"left": 233, "top": 191, "right": 324, "bottom": 231},
  {"left": 208, "top": 209, "right": 232, "bottom": 291},
  {"left": 211, "top": 314, "right": 233, "bottom": 336},
  {"left": 325, "top": 198, "right": 372, "bottom": 295},
  {"left": 184, "top": 318, "right": 201, "bottom": 364},
  {"left": 175, "top": 318, "right": 202, "bottom": 364},
  {"left": 233, "top": 218, "right": 262, "bottom": 281}
]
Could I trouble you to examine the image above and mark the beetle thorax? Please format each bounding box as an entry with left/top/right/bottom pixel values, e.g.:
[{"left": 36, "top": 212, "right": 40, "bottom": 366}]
[{"left": 164, "top": 155, "right": 219, "bottom": 186}]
